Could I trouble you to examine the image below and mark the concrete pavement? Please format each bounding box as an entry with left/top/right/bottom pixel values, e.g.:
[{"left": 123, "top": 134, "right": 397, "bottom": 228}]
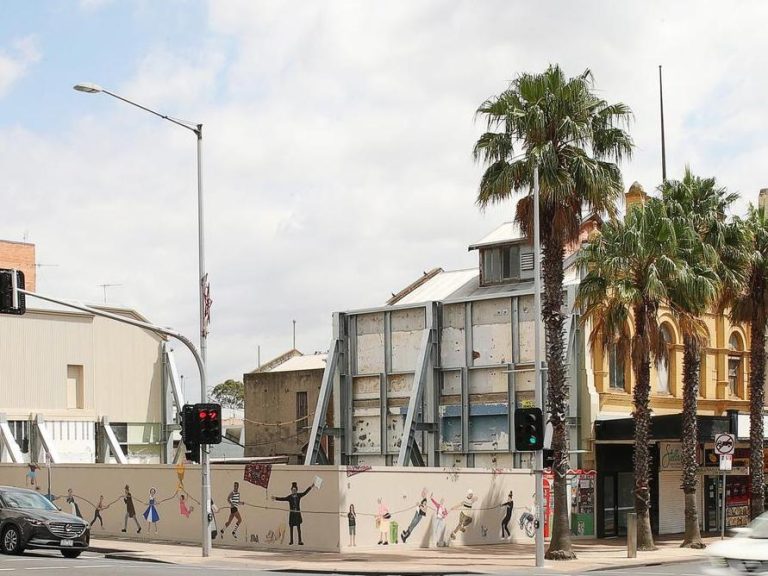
[{"left": 90, "top": 535, "right": 716, "bottom": 574}]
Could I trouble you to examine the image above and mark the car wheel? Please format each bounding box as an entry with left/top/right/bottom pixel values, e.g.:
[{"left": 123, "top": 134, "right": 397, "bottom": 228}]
[
  {"left": 61, "top": 549, "right": 82, "bottom": 559},
  {"left": 1, "top": 525, "right": 24, "bottom": 555}
]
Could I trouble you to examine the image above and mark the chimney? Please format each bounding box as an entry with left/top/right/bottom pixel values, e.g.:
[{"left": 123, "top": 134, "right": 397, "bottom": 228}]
[
  {"left": 625, "top": 182, "right": 648, "bottom": 210},
  {"left": 759, "top": 189, "right": 768, "bottom": 215}
]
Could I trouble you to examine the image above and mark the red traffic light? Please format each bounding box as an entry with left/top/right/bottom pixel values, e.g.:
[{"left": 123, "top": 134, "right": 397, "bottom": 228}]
[{"left": 198, "top": 410, "right": 208, "bottom": 420}]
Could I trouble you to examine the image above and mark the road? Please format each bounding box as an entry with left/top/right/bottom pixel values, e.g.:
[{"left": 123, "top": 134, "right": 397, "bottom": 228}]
[{"left": 0, "top": 551, "right": 709, "bottom": 576}]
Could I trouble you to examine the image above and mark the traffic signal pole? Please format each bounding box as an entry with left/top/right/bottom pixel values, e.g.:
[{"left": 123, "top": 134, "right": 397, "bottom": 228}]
[
  {"left": 17, "top": 288, "right": 212, "bottom": 557},
  {"left": 532, "top": 166, "right": 545, "bottom": 568}
]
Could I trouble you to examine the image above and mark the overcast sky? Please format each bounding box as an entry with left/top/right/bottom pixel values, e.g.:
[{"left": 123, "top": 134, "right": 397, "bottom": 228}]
[{"left": 2, "top": 1, "right": 767, "bottom": 401}]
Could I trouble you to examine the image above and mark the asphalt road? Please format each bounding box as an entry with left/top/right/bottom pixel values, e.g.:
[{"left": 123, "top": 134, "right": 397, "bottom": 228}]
[{"left": 0, "top": 551, "right": 709, "bottom": 576}]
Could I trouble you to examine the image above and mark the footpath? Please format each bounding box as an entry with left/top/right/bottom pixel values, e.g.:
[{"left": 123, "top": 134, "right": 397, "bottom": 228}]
[{"left": 90, "top": 535, "right": 716, "bottom": 574}]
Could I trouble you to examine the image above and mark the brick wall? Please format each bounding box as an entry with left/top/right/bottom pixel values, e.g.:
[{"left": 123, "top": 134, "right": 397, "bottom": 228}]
[{"left": 0, "top": 240, "right": 36, "bottom": 291}]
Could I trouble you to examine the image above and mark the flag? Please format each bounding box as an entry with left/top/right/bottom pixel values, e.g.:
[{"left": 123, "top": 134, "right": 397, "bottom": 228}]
[{"left": 244, "top": 463, "right": 272, "bottom": 489}]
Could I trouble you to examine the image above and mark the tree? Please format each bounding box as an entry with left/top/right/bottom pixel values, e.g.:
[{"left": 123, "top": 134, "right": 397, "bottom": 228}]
[
  {"left": 729, "top": 204, "right": 768, "bottom": 519},
  {"left": 211, "top": 379, "right": 244, "bottom": 409},
  {"left": 660, "top": 168, "right": 744, "bottom": 548},
  {"left": 473, "top": 65, "right": 633, "bottom": 560},
  {"left": 577, "top": 197, "right": 689, "bottom": 551}
]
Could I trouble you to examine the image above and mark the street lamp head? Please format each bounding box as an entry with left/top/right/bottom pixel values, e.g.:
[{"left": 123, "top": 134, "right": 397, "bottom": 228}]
[{"left": 73, "top": 83, "right": 103, "bottom": 94}]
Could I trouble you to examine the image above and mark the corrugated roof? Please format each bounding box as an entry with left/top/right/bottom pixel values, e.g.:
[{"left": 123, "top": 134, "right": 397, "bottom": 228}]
[
  {"left": 393, "top": 269, "right": 479, "bottom": 305},
  {"left": 468, "top": 222, "right": 524, "bottom": 250},
  {"left": 268, "top": 354, "right": 328, "bottom": 372}
]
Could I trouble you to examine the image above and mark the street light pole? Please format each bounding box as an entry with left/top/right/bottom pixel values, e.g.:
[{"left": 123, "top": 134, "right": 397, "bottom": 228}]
[
  {"left": 73, "top": 82, "right": 211, "bottom": 557},
  {"left": 533, "top": 165, "right": 545, "bottom": 568}
]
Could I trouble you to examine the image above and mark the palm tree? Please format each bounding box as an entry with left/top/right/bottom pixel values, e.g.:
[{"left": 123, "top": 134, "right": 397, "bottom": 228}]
[
  {"left": 730, "top": 204, "right": 768, "bottom": 519},
  {"left": 577, "top": 197, "right": 689, "bottom": 551},
  {"left": 473, "top": 65, "right": 633, "bottom": 560},
  {"left": 660, "top": 168, "right": 744, "bottom": 548}
]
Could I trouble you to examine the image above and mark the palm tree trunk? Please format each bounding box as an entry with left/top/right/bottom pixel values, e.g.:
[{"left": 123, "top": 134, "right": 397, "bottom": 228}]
[
  {"left": 749, "top": 316, "right": 766, "bottom": 519},
  {"left": 632, "top": 304, "right": 656, "bottom": 551},
  {"left": 680, "top": 336, "right": 704, "bottom": 548},
  {"left": 541, "top": 231, "right": 576, "bottom": 560}
]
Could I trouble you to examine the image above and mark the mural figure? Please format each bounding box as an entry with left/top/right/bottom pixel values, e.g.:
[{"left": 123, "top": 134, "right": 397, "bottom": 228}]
[
  {"left": 66, "top": 488, "right": 82, "bottom": 518},
  {"left": 376, "top": 498, "right": 391, "bottom": 545},
  {"left": 91, "top": 495, "right": 105, "bottom": 528},
  {"left": 221, "top": 481, "right": 243, "bottom": 539},
  {"left": 25, "top": 463, "right": 39, "bottom": 490},
  {"left": 401, "top": 498, "right": 428, "bottom": 543},
  {"left": 500, "top": 490, "right": 514, "bottom": 539},
  {"left": 122, "top": 485, "right": 142, "bottom": 534},
  {"left": 272, "top": 481, "right": 313, "bottom": 545},
  {"left": 449, "top": 489, "right": 476, "bottom": 541},
  {"left": 430, "top": 494, "right": 448, "bottom": 547},
  {"left": 143, "top": 487, "right": 160, "bottom": 533},
  {"left": 210, "top": 499, "right": 219, "bottom": 540},
  {"left": 347, "top": 504, "right": 356, "bottom": 547},
  {"left": 175, "top": 461, "right": 186, "bottom": 490},
  {"left": 179, "top": 494, "right": 195, "bottom": 518}
]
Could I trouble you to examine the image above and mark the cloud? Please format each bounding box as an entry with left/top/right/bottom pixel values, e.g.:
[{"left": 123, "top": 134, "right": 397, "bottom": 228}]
[
  {"left": 4, "top": 1, "right": 768, "bottom": 398},
  {"left": 0, "top": 36, "right": 41, "bottom": 98}
]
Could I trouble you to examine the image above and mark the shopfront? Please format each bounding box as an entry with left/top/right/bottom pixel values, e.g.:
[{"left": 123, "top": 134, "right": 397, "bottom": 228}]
[
  {"left": 542, "top": 469, "right": 596, "bottom": 538},
  {"left": 594, "top": 413, "right": 732, "bottom": 538},
  {"left": 702, "top": 446, "right": 752, "bottom": 531}
]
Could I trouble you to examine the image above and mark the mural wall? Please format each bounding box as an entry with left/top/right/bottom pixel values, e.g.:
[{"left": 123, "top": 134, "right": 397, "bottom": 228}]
[{"left": 0, "top": 464, "right": 534, "bottom": 552}]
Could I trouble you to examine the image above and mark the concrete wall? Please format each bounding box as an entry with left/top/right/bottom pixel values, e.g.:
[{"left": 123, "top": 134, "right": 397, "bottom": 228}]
[
  {"left": 244, "top": 370, "right": 324, "bottom": 462},
  {"left": 0, "top": 464, "right": 535, "bottom": 552}
]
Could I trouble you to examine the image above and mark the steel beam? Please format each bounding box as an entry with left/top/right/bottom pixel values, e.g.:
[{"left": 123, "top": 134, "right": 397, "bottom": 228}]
[
  {"left": 0, "top": 414, "right": 24, "bottom": 463},
  {"left": 304, "top": 336, "right": 341, "bottom": 465}
]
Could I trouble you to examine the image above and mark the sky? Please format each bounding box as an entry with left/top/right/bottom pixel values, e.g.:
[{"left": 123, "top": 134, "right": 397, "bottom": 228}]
[{"left": 2, "top": 1, "right": 768, "bottom": 402}]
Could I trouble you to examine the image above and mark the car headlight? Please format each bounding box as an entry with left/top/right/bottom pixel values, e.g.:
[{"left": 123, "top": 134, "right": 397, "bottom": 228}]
[
  {"left": 709, "top": 556, "right": 728, "bottom": 568},
  {"left": 24, "top": 518, "right": 44, "bottom": 526}
]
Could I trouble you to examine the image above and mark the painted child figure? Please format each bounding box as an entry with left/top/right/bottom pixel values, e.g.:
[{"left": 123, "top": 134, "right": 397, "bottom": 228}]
[{"left": 143, "top": 487, "right": 161, "bottom": 533}]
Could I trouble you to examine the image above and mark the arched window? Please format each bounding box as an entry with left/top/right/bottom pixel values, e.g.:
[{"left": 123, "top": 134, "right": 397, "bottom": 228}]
[
  {"left": 728, "top": 333, "right": 744, "bottom": 398},
  {"left": 656, "top": 324, "right": 673, "bottom": 394},
  {"left": 609, "top": 345, "right": 626, "bottom": 391}
]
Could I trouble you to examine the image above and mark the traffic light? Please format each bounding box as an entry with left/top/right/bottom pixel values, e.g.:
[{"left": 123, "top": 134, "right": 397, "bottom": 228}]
[
  {"left": 195, "top": 403, "right": 222, "bottom": 445},
  {"left": 514, "top": 407, "right": 544, "bottom": 451},
  {"left": 181, "top": 404, "right": 200, "bottom": 463},
  {"left": 0, "top": 269, "right": 25, "bottom": 315}
]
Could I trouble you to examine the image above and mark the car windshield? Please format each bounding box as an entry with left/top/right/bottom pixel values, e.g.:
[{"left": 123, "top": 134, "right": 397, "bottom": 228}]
[
  {"left": 749, "top": 513, "right": 768, "bottom": 538},
  {"left": 1, "top": 490, "right": 58, "bottom": 511}
]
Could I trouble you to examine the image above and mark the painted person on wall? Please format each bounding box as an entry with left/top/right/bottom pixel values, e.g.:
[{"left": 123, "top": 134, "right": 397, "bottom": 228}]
[
  {"left": 122, "top": 485, "right": 142, "bottom": 534},
  {"left": 91, "top": 495, "right": 105, "bottom": 528},
  {"left": 221, "top": 481, "right": 243, "bottom": 539},
  {"left": 430, "top": 494, "right": 448, "bottom": 547},
  {"left": 66, "top": 488, "right": 82, "bottom": 518},
  {"left": 25, "top": 464, "right": 39, "bottom": 490},
  {"left": 347, "top": 504, "right": 356, "bottom": 547},
  {"left": 449, "top": 489, "right": 476, "bottom": 541},
  {"left": 143, "top": 488, "right": 160, "bottom": 533},
  {"left": 376, "top": 498, "right": 390, "bottom": 545},
  {"left": 179, "top": 494, "right": 195, "bottom": 518},
  {"left": 210, "top": 499, "right": 219, "bottom": 540},
  {"left": 401, "top": 498, "right": 428, "bottom": 543},
  {"left": 272, "top": 481, "right": 313, "bottom": 545},
  {"left": 500, "top": 490, "right": 514, "bottom": 539}
]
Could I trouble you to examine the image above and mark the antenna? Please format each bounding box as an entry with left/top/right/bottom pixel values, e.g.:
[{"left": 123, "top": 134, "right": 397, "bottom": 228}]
[
  {"left": 659, "top": 65, "right": 667, "bottom": 182},
  {"left": 98, "top": 283, "right": 122, "bottom": 304},
  {"left": 293, "top": 320, "right": 296, "bottom": 350}
]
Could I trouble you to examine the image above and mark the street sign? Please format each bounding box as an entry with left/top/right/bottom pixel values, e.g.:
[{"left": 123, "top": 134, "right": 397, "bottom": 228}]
[
  {"left": 715, "top": 433, "right": 735, "bottom": 455},
  {"left": 719, "top": 454, "right": 733, "bottom": 471}
]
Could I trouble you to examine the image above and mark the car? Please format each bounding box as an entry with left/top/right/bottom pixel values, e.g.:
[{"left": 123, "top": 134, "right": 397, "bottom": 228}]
[
  {"left": 707, "top": 512, "right": 768, "bottom": 575},
  {"left": 0, "top": 486, "right": 89, "bottom": 558}
]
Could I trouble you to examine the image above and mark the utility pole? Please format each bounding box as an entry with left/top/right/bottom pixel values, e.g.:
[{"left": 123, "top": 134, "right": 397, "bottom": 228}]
[{"left": 659, "top": 65, "right": 667, "bottom": 182}]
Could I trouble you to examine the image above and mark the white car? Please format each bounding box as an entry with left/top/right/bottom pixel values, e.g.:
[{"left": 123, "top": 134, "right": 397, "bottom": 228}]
[{"left": 707, "top": 514, "right": 768, "bottom": 575}]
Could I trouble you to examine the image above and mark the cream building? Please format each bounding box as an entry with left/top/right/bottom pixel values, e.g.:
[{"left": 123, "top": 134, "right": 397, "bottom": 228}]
[{"left": 0, "top": 240, "right": 183, "bottom": 465}]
